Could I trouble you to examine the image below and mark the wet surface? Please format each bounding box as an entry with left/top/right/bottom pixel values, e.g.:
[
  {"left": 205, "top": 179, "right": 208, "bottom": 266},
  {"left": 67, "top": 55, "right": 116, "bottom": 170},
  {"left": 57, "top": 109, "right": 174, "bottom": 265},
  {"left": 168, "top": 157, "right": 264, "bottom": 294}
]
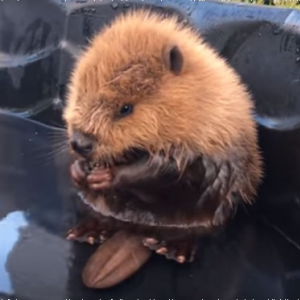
[{"left": 1, "top": 0, "right": 300, "bottom": 299}]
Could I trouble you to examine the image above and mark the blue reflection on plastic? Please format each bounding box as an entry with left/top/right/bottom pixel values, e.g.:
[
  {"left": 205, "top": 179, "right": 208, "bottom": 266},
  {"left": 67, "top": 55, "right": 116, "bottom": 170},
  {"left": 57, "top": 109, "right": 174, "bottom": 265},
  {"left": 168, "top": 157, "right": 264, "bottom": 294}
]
[{"left": 0, "top": 210, "right": 28, "bottom": 294}]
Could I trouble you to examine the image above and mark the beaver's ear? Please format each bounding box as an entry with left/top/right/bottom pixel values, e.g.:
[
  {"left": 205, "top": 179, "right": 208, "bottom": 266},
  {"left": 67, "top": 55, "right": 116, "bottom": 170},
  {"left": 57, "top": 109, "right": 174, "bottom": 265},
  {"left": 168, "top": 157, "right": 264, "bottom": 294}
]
[{"left": 162, "top": 44, "right": 183, "bottom": 75}]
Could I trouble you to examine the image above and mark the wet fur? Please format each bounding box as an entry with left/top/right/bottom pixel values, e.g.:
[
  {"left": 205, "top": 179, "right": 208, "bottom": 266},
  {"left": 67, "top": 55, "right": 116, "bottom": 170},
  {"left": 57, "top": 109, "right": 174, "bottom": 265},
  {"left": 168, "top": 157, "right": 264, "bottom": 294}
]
[{"left": 64, "top": 10, "right": 263, "bottom": 246}]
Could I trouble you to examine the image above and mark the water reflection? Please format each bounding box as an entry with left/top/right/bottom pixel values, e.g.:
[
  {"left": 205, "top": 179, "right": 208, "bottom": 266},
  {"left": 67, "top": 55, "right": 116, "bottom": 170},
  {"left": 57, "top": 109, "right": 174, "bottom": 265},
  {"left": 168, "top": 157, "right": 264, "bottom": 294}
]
[
  {"left": 0, "top": 210, "right": 28, "bottom": 295},
  {"left": 255, "top": 114, "right": 300, "bottom": 130},
  {"left": 0, "top": 45, "right": 59, "bottom": 69}
]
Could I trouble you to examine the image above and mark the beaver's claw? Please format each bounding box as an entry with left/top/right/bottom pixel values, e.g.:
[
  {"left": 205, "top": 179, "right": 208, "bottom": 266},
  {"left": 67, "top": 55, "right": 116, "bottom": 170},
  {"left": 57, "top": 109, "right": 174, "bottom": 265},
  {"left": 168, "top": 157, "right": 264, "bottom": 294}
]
[
  {"left": 70, "top": 159, "right": 88, "bottom": 187},
  {"left": 143, "top": 237, "right": 198, "bottom": 263}
]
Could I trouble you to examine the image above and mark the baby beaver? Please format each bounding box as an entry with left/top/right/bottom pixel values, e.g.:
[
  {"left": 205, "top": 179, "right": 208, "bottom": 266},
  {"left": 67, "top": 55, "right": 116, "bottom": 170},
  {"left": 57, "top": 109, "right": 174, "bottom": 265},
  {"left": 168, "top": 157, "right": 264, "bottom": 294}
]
[{"left": 64, "top": 9, "right": 263, "bottom": 264}]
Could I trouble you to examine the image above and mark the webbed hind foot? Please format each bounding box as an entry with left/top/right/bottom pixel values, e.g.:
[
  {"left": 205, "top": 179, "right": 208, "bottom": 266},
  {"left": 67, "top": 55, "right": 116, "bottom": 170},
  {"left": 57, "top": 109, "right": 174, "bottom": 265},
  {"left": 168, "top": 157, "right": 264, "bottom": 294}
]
[
  {"left": 66, "top": 218, "right": 114, "bottom": 245},
  {"left": 143, "top": 237, "right": 198, "bottom": 263}
]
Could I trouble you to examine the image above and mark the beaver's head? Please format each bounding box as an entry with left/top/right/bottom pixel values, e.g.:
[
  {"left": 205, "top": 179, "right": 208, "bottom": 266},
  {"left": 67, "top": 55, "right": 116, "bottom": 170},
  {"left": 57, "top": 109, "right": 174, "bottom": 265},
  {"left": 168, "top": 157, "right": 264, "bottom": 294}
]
[{"left": 64, "top": 10, "right": 257, "bottom": 169}]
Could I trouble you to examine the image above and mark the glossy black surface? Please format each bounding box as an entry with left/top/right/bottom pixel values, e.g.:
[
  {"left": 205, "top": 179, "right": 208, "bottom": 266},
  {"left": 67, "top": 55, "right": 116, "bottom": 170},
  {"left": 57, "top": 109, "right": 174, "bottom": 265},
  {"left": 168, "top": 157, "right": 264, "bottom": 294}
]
[{"left": 1, "top": 0, "right": 300, "bottom": 299}]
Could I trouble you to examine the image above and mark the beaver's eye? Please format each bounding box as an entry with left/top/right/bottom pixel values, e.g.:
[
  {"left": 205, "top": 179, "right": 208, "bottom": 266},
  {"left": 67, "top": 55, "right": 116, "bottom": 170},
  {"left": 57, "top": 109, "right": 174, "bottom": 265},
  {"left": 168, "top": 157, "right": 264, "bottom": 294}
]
[{"left": 119, "top": 104, "right": 133, "bottom": 117}]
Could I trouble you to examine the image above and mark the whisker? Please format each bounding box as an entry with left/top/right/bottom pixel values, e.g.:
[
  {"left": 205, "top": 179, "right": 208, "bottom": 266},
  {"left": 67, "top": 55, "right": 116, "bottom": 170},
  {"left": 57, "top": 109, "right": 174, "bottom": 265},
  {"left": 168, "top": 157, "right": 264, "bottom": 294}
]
[
  {"left": 30, "top": 132, "right": 70, "bottom": 162},
  {"left": 262, "top": 218, "right": 300, "bottom": 253},
  {"left": 46, "top": 130, "right": 69, "bottom": 146},
  {"left": 33, "top": 144, "right": 70, "bottom": 167},
  {"left": 33, "top": 143, "right": 69, "bottom": 158},
  {"left": 50, "top": 120, "right": 67, "bottom": 130},
  {"left": 48, "top": 138, "right": 69, "bottom": 148}
]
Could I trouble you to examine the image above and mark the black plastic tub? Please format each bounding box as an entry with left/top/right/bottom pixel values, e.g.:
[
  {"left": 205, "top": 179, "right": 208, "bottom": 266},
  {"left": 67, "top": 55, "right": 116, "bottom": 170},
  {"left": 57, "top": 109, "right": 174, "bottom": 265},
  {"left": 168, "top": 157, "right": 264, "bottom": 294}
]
[{"left": 1, "top": 1, "right": 300, "bottom": 299}]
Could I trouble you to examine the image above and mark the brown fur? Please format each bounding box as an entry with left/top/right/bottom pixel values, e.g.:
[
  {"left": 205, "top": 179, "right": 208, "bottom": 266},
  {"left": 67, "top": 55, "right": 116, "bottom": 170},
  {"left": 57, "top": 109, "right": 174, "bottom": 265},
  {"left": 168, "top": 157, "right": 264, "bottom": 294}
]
[{"left": 64, "top": 10, "right": 263, "bottom": 233}]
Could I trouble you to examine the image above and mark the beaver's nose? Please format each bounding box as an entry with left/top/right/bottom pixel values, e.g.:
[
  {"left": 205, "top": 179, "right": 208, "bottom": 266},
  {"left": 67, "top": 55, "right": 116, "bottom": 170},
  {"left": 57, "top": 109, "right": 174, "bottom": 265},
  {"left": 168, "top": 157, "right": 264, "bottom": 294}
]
[{"left": 70, "top": 130, "right": 94, "bottom": 157}]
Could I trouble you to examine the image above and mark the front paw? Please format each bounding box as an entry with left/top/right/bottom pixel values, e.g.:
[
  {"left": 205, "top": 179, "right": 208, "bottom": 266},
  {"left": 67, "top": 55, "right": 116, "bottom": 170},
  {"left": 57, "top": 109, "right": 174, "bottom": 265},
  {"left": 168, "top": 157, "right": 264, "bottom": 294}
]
[
  {"left": 87, "top": 167, "right": 113, "bottom": 191},
  {"left": 143, "top": 237, "right": 198, "bottom": 263},
  {"left": 70, "top": 159, "right": 89, "bottom": 188}
]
